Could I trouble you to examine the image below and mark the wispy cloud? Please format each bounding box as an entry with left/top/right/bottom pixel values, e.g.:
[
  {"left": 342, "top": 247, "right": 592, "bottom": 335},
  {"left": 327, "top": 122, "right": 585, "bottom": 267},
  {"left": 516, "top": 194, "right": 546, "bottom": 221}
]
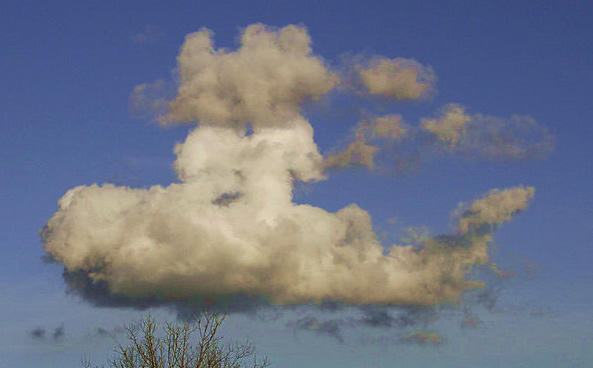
[
  {"left": 130, "top": 25, "right": 163, "bottom": 44},
  {"left": 29, "top": 327, "right": 46, "bottom": 339},
  {"left": 288, "top": 315, "right": 345, "bottom": 342},
  {"left": 324, "top": 104, "right": 554, "bottom": 174},
  {"left": 28, "top": 325, "right": 65, "bottom": 341}
]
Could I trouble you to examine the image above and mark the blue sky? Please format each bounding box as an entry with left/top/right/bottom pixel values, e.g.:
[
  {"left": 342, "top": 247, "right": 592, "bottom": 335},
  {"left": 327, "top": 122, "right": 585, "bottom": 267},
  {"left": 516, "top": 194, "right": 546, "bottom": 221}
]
[{"left": 1, "top": 1, "right": 592, "bottom": 367}]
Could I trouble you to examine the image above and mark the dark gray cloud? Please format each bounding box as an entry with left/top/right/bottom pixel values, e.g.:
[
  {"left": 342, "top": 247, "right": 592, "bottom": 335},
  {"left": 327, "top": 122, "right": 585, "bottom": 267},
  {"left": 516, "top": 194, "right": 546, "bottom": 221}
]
[
  {"left": 358, "top": 305, "right": 439, "bottom": 329},
  {"left": 94, "top": 327, "right": 111, "bottom": 337},
  {"left": 52, "top": 326, "right": 64, "bottom": 340},
  {"left": 30, "top": 328, "right": 46, "bottom": 339},
  {"left": 61, "top": 268, "right": 275, "bottom": 319},
  {"left": 28, "top": 325, "right": 65, "bottom": 340},
  {"left": 393, "top": 307, "right": 439, "bottom": 329},
  {"left": 288, "top": 315, "right": 345, "bottom": 343},
  {"left": 475, "top": 284, "right": 505, "bottom": 311},
  {"left": 360, "top": 309, "right": 396, "bottom": 328}
]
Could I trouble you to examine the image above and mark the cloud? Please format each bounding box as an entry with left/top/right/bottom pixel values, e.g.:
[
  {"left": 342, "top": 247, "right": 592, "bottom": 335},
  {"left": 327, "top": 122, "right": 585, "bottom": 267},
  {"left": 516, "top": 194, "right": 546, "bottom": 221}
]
[
  {"left": 421, "top": 104, "right": 471, "bottom": 148},
  {"left": 357, "top": 58, "right": 436, "bottom": 101},
  {"left": 324, "top": 115, "right": 408, "bottom": 169},
  {"left": 325, "top": 103, "right": 554, "bottom": 175},
  {"left": 461, "top": 307, "right": 483, "bottom": 329},
  {"left": 129, "top": 80, "right": 172, "bottom": 123},
  {"left": 474, "top": 283, "right": 505, "bottom": 311},
  {"left": 53, "top": 326, "right": 64, "bottom": 340},
  {"left": 166, "top": 23, "right": 338, "bottom": 128},
  {"left": 360, "top": 308, "right": 397, "bottom": 328},
  {"left": 362, "top": 115, "right": 408, "bottom": 140},
  {"left": 60, "top": 267, "right": 273, "bottom": 315},
  {"left": 94, "top": 327, "right": 111, "bottom": 337},
  {"left": 393, "top": 306, "right": 439, "bottom": 328},
  {"left": 358, "top": 305, "right": 438, "bottom": 329},
  {"left": 30, "top": 328, "right": 46, "bottom": 339},
  {"left": 28, "top": 325, "right": 65, "bottom": 340},
  {"left": 401, "top": 332, "right": 443, "bottom": 345},
  {"left": 43, "top": 23, "right": 543, "bottom": 317},
  {"left": 455, "top": 186, "right": 535, "bottom": 235},
  {"left": 131, "top": 25, "right": 163, "bottom": 44},
  {"left": 288, "top": 316, "right": 344, "bottom": 342},
  {"left": 324, "top": 141, "right": 378, "bottom": 169},
  {"left": 43, "top": 176, "right": 534, "bottom": 309},
  {"left": 422, "top": 104, "right": 555, "bottom": 161}
]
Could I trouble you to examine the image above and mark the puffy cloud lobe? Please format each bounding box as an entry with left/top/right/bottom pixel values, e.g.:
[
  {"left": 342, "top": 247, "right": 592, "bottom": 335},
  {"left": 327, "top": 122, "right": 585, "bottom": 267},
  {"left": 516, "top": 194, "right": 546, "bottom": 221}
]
[
  {"left": 421, "top": 104, "right": 471, "bottom": 148},
  {"left": 456, "top": 186, "right": 535, "bottom": 234},
  {"left": 358, "top": 58, "right": 435, "bottom": 101},
  {"left": 173, "top": 117, "right": 325, "bottom": 185},
  {"left": 167, "top": 24, "right": 338, "bottom": 128}
]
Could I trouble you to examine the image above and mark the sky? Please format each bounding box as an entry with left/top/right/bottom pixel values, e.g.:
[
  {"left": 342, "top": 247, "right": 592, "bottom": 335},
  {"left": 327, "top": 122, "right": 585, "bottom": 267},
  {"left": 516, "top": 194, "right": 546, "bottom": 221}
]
[{"left": 1, "top": 1, "right": 593, "bottom": 367}]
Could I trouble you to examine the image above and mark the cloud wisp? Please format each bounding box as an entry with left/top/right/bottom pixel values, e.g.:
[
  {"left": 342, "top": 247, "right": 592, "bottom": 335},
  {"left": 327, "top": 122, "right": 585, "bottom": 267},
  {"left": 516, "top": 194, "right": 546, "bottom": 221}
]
[
  {"left": 43, "top": 24, "right": 546, "bottom": 319},
  {"left": 421, "top": 104, "right": 555, "bottom": 162},
  {"left": 324, "top": 104, "right": 554, "bottom": 174},
  {"left": 28, "top": 326, "right": 65, "bottom": 341},
  {"left": 131, "top": 25, "right": 163, "bottom": 44}
]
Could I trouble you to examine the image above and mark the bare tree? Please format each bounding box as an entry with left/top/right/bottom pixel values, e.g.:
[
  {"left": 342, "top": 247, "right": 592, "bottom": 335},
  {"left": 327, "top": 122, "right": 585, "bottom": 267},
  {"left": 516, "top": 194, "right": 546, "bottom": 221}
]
[{"left": 82, "top": 311, "right": 270, "bottom": 368}]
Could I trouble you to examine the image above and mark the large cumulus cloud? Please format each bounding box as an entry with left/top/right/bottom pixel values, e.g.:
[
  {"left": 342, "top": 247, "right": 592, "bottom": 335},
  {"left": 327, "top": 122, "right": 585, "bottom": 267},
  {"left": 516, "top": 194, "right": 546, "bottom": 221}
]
[{"left": 43, "top": 23, "right": 542, "bottom": 315}]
